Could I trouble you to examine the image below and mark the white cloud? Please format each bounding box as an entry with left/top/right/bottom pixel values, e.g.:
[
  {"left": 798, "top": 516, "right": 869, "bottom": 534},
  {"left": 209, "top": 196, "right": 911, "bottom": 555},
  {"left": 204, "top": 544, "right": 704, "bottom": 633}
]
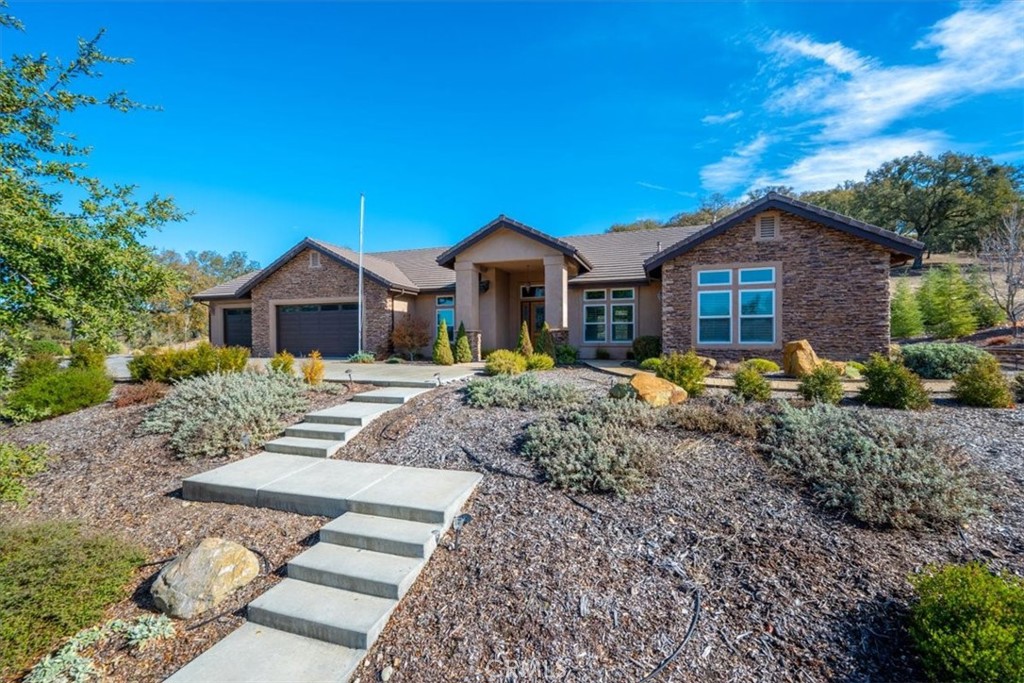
[
  {"left": 701, "top": 110, "right": 743, "bottom": 125},
  {"left": 700, "top": 134, "right": 771, "bottom": 192}
]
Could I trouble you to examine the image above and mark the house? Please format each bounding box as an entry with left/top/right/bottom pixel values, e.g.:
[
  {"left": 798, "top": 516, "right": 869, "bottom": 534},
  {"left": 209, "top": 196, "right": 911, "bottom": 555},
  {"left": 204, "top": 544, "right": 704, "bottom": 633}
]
[{"left": 193, "top": 193, "right": 924, "bottom": 362}]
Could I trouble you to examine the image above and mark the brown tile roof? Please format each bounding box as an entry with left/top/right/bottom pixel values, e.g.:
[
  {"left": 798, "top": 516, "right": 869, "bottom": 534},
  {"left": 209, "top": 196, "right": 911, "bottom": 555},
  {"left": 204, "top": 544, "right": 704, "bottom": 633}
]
[
  {"left": 563, "top": 225, "right": 703, "bottom": 284},
  {"left": 368, "top": 246, "right": 453, "bottom": 291},
  {"left": 191, "top": 270, "right": 263, "bottom": 300}
]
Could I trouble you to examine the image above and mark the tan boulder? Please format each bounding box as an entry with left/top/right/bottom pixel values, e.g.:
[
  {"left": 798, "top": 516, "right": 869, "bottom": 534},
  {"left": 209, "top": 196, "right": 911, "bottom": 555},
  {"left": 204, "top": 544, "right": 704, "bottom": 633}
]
[
  {"left": 782, "top": 340, "right": 821, "bottom": 377},
  {"left": 696, "top": 355, "right": 718, "bottom": 371},
  {"left": 629, "top": 372, "right": 688, "bottom": 407},
  {"left": 151, "top": 537, "right": 260, "bottom": 619}
]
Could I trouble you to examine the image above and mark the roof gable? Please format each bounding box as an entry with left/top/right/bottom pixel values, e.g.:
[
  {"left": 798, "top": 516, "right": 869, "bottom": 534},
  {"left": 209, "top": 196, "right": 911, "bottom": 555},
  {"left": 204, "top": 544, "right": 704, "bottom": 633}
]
[{"left": 435, "top": 215, "right": 593, "bottom": 272}]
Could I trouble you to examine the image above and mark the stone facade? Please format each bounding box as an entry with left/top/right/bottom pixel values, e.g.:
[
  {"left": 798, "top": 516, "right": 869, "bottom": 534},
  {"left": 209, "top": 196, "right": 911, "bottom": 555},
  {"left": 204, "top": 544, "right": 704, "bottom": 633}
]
[
  {"left": 250, "top": 248, "right": 394, "bottom": 358},
  {"left": 660, "top": 212, "right": 892, "bottom": 361}
]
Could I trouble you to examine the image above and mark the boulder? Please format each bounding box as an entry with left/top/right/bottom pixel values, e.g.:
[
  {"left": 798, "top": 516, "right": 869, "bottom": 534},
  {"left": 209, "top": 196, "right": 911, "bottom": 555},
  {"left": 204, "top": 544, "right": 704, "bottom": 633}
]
[
  {"left": 151, "top": 537, "right": 260, "bottom": 619},
  {"left": 782, "top": 340, "right": 820, "bottom": 377},
  {"left": 696, "top": 355, "right": 718, "bottom": 371},
  {"left": 629, "top": 372, "right": 688, "bottom": 407}
]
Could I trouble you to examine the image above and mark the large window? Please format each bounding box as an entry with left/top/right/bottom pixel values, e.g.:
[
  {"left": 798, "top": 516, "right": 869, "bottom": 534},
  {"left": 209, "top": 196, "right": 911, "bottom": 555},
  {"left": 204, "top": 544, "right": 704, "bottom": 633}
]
[
  {"left": 583, "top": 288, "right": 635, "bottom": 343},
  {"left": 696, "top": 266, "right": 777, "bottom": 346},
  {"left": 436, "top": 295, "right": 455, "bottom": 341}
]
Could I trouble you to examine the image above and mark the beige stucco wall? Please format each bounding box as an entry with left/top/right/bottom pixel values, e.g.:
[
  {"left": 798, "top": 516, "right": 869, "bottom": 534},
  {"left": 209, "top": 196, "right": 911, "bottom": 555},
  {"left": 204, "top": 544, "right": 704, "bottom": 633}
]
[
  {"left": 207, "top": 299, "right": 252, "bottom": 346},
  {"left": 455, "top": 227, "right": 563, "bottom": 265},
  {"left": 567, "top": 283, "right": 661, "bottom": 359}
]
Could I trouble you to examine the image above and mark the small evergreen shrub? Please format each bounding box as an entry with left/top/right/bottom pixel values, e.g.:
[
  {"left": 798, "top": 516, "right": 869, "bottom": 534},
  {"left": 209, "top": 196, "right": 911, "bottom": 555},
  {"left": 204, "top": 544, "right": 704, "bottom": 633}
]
[
  {"left": 525, "top": 353, "right": 555, "bottom": 371},
  {"left": 890, "top": 278, "right": 925, "bottom": 338},
  {"left": 909, "top": 563, "right": 1023, "bottom": 683},
  {"left": 845, "top": 360, "right": 867, "bottom": 377},
  {"left": 798, "top": 363, "right": 844, "bottom": 404},
  {"left": 516, "top": 321, "right": 534, "bottom": 357},
  {"left": 655, "top": 351, "right": 710, "bottom": 397},
  {"left": 484, "top": 349, "right": 527, "bottom": 376},
  {"left": 918, "top": 265, "right": 978, "bottom": 339},
  {"left": 140, "top": 371, "right": 309, "bottom": 458},
  {"left": 301, "top": 351, "right": 325, "bottom": 385},
  {"left": 11, "top": 354, "right": 60, "bottom": 390},
  {"left": 347, "top": 352, "right": 376, "bottom": 364},
  {"left": 594, "top": 348, "right": 611, "bottom": 360},
  {"left": 0, "top": 442, "right": 47, "bottom": 504},
  {"left": 4, "top": 368, "right": 113, "bottom": 422},
  {"left": 902, "top": 343, "right": 992, "bottom": 380},
  {"left": 113, "top": 381, "right": 168, "bottom": 408},
  {"left": 465, "top": 374, "right": 582, "bottom": 410},
  {"left": 1014, "top": 374, "right": 1024, "bottom": 404},
  {"left": 432, "top": 320, "right": 455, "bottom": 366},
  {"left": 68, "top": 341, "right": 106, "bottom": 371},
  {"left": 639, "top": 357, "right": 662, "bottom": 373},
  {"left": 385, "top": 356, "right": 403, "bottom": 364},
  {"left": 732, "top": 365, "right": 772, "bottom": 402},
  {"left": 454, "top": 322, "right": 473, "bottom": 363},
  {"left": 608, "top": 382, "right": 637, "bottom": 399},
  {"left": 740, "top": 358, "right": 781, "bottom": 374},
  {"left": 555, "top": 344, "right": 578, "bottom": 365},
  {"left": 535, "top": 323, "right": 556, "bottom": 358},
  {"left": 762, "top": 403, "right": 981, "bottom": 528},
  {"left": 660, "top": 396, "right": 760, "bottom": 439},
  {"left": 269, "top": 350, "right": 295, "bottom": 374},
  {"left": 127, "top": 343, "right": 249, "bottom": 382},
  {"left": 952, "top": 357, "right": 1014, "bottom": 408},
  {"left": 24, "top": 340, "right": 65, "bottom": 357},
  {"left": 631, "top": 336, "right": 662, "bottom": 363},
  {"left": 860, "top": 354, "right": 931, "bottom": 410}
]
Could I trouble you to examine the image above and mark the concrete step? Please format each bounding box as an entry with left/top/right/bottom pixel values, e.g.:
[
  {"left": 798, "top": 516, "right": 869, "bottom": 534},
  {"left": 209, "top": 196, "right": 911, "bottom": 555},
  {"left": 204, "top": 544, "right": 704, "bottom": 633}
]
[
  {"left": 321, "top": 512, "right": 441, "bottom": 559},
  {"left": 248, "top": 579, "right": 397, "bottom": 650},
  {"left": 182, "top": 453, "right": 322, "bottom": 507},
  {"left": 350, "top": 387, "right": 428, "bottom": 405},
  {"left": 285, "top": 422, "right": 362, "bottom": 441},
  {"left": 288, "top": 543, "right": 426, "bottom": 600},
  {"left": 164, "top": 622, "right": 363, "bottom": 683},
  {"left": 264, "top": 436, "right": 345, "bottom": 458},
  {"left": 305, "top": 402, "right": 393, "bottom": 426},
  {"left": 255, "top": 461, "right": 397, "bottom": 518},
  {"left": 347, "top": 467, "right": 484, "bottom": 524}
]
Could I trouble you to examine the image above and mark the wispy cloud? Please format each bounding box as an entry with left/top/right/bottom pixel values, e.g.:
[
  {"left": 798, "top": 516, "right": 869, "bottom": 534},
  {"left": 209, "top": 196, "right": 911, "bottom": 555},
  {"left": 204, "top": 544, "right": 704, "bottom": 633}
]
[
  {"left": 700, "top": 134, "right": 771, "bottom": 193},
  {"left": 701, "top": 110, "right": 743, "bottom": 125},
  {"left": 636, "top": 181, "right": 697, "bottom": 198}
]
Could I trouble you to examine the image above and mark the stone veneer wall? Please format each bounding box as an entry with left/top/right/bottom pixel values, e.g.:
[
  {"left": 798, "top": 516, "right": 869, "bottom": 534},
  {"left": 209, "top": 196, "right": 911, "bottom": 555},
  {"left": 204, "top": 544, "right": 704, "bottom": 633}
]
[
  {"left": 660, "top": 212, "right": 892, "bottom": 361},
  {"left": 250, "top": 248, "right": 394, "bottom": 357}
]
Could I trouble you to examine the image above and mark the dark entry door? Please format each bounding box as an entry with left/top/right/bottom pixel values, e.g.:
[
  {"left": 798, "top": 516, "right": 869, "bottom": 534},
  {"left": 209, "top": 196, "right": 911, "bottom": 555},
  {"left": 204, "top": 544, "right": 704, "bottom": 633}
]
[
  {"left": 277, "top": 303, "right": 359, "bottom": 357},
  {"left": 519, "top": 301, "right": 545, "bottom": 342},
  {"left": 223, "top": 308, "right": 252, "bottom": 348}
]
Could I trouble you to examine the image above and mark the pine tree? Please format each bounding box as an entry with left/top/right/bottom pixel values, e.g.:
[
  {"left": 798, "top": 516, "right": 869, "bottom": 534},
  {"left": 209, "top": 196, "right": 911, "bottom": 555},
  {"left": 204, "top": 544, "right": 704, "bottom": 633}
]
[
  {"left": 516, "top": 320, "right": 534, "bottom": 356},
  {"left": 919, "top": 265, "right": 977, "bottom": 339},
  {"left": 891, "top": 279, "right": 924, "bottom": 339},
  {"left": 454, "top": 321, "right": 472, "bottom": 363},
  {"left": 535, "top": 322, "right": 556, "bottom": 357},
  {"left": 965, "top": 266, "right": 1006, "bottom": 329},
  {"left": 432, "top": 319, "right": 454, "bottom": 365}
]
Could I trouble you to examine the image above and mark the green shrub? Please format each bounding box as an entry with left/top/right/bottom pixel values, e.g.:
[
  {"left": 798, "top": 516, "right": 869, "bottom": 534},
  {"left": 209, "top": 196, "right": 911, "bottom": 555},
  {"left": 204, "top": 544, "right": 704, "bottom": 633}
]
[
  {"left": 128, "top": 343, "right": 249, "bottom": 382},
  {"left": 555, "top": 344, "right": 578, "bottom": 365},
  {"left": 11, "top": 354, "right": 60, "bottom": 390},
  {"left": 5, "top": 368, "right": 113, "bottom": 422},
  {"left": 139, "top": 371, "right": 309, "bottom": 458},
  {"left": 846, "top": 360, "right": 867, "bottom": 375},
  {"left": 24, "top": 340, "right": 65, "bottom": 357},
  {"left": 638, "top": 357, "right": 662, "bottom": 373},
  {"left": 966, "top": 266, "right": 1007, "bottom": 330},
  {"left": 516, "top": 321, "right": 534, "bottom": 357},
  {"left": 762, "top": 403, "right": 982, "bottom": 528},
  {"left": 484, "top": 349, "right": 527, "bottom": 376},
  {"left": 902, "top": 343, "right": 992, "bottom": 380},
  {"left": 347, "top": 352, "right": 376, "bottom": 364},
  {"left": 465, "top": 374, "right": 582, "bottom": 410},
  {"left": 385, "top": 356, "right": 403, "bottom": 364},
  {"left": 1014, "top": 374, "right": 1024, "bottom": 404},
  {"left": 891, "top": 278, "right": 925, "bottom": 338},
  {"left": 608, "top": 381, "right": 637, "bottom": 399},
  {"left": 522, "top": 399, "right": 659, "bottom": 498},
  {"left": 0, "top": 442, "right": 47, "bottom": 504},
  {"left": 68, "top": 341, "right": 106, "bottom": 371},
  {"left": 269, "top": 350, "right": 295, "bottom": 374},
  {"left": 909, "top": 562, "right": 1023, "bottom": 682},
  {"left": 952, "top": 357, "right": 1014, "bottom": 408},
  {"left": 535, "top": 323, "right": 556, "bottom": 358},
  {"left": 655, "top": 351, "right": 710, "bottom": 397},
  {"left": 0, "top": 522, "right": 144, "bottom": 678},
  {"left": 918, "top": 265, "right": 978, "bottom": 339},
  {"left": 732, "top": 366, "right": 772, "bottom": 402},
  {"left": 631, "top": 336, "right": 662, "bottom": 363},
  {"left": 453, "top": 322, "right": 472, "bottom": 363},
  {"left": 859, "top": 354, "right": 931, "bottom": 410},
  {"left": 217, "top": 345, "right": 250, "bottom": 373},
  {"left": 525, "top": 353, "right": 555, "bottom": 371},
  {"left": 798, "top": 364, "right": 844, "bottom": 404},
  {"left": 661, "top": 396, "right": 760, "bottom": 439},
  {"left": 740, "top": 358, "right": 780, "bottom": 374},
  {"left": 432, "top": 320, "right": 454, "bottom": 366},
  {"left": 594, "top": 348, "right": 611, "bottom": 360}
]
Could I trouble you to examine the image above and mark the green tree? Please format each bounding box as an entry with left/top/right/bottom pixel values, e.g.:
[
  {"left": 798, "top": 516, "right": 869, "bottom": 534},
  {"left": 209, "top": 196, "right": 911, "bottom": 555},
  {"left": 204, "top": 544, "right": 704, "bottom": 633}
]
[
  {"left": 432, "top": 320, "right": 454, "bottom": 365},
  {"left": 535, "top": 322, "right": 556, "bottom": 357},
  {"left": 453, "top": 322, "right": 472, "bottom": 363},
  {"left": 516, "top": 321, "right": 534, "bottom": 356},
  {"left": 964, "top": 265, "right": 1006, "bottom": 330},
  {"left": 890, "top": 279, "right": 924, "bottom": 339},
  {"left": 918, "top": 265, "right": 977, "bottom": 339}
]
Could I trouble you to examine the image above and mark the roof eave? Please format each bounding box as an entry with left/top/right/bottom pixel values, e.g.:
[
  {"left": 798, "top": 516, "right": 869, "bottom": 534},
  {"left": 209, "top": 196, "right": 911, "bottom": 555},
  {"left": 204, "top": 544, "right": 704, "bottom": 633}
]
[{"left": 435, "top": 216, "right": 593, "bottom": 273}]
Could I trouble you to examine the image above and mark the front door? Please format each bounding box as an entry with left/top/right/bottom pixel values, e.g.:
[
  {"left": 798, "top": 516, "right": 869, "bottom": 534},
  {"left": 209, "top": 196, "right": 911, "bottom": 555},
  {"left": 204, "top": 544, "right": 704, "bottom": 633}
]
[{"left": 519, "top": 301, "right": 545, "bottom": 342}]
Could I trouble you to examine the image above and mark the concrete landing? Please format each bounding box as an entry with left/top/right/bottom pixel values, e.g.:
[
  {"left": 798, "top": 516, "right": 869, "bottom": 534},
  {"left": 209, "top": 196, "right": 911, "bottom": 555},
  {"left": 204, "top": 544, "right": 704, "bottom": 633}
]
[{"left": 350, "top": 387, "right": 429, "bottom": 405}]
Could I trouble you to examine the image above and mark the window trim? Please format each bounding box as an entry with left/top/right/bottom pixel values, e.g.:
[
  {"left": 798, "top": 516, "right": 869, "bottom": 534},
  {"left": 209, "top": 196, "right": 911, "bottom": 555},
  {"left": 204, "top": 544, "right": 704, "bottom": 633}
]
[
  {"left": 581, "top": 289, "right": 636, "bottom": 345},
  {"left": 583, "top": 302, "right": 608, "bottom": 343},
  {"left": 692, "top": 263, "right": 782, "bottom": 350},
  {"left": 609, "top": 302, "right": 635, "bottom": 343}
]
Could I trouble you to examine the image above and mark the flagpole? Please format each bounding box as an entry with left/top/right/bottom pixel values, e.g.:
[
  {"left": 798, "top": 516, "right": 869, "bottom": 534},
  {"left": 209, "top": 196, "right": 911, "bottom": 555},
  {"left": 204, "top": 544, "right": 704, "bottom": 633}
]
[{"left": 357, "top": 193, "right": 365, "bottom": 355}]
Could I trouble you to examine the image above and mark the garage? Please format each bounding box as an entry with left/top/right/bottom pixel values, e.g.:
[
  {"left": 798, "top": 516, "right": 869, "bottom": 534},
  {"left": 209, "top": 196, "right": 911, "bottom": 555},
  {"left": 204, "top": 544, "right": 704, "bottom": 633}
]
[
  {"left": 223, "top": 308, "right": 252, "bottom": 348},
  {"left": 276, "top": 303, "right": 359, "bottom": 357}
]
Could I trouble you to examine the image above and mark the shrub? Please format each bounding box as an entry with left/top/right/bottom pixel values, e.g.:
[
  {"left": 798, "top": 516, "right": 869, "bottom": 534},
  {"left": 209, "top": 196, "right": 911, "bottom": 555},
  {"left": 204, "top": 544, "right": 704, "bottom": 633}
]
[
  {"left": 465, "top": 374, "right": 582, "bottom": 410},
  {"left": 385, "top": 356, "right": 403, "bottom": 364},
  {"left": 966, "top": 265, "right": 1007, "bottom": 329},
  {"left": 453, "top": 322, "right": 473, "bottom": 363},
  {"left": 68, "top": 341, "right": 106, "bottom": 371},
  {"left": 5, "top": 368, "right": 113, "bottom": 422},
  {"left": 732, "top": 366, "right": 772, "bottom": 402},
  {"left": 594, "top": 348, "right": 611, "bottom": 360},
  {"left": 140, "top": 371, "right": 309, "bottom": 458},
  {"left": 555, "top": 344, "right": 578, "bottom": 365},
  {"left": 301, "top": 351, "right": 325, "bottom": 385},
  {"left": 11, "top": 354, "right": 60, "bottom": 390},
  {"left": 533, "top": 323, "right": 555, "bottom": 358},
  {"left": 0, "top": 522, "right": 144, "bottom": 678},
  {"left": 522, "top": 399, "right": 659, "bottom": 498},
  {"left": 632, "top": 336, "right": 662, "bottom": 363},
  {"left": 127, "top": 343, "right": 249, "bottom": 382},
  {"left": 390, "top": 318, "right": 431, "bottom": 360},
  {"left": 639, "top": 357, "right": 662, "bottom": 373},
  {"left": 901, "top": 343, "right": 992, "bottom": 380},
  {"left": 113, "top": 381, "right": 168, "bottom": 408},
  {"left": 952, "top": 357, "right": 1014, "bottom": 408},
  {"left": 0, "top": 442, "right": 47, "bottom": 504},
  {"left": 217, "top": 345, "right": 250, "bottom": 373},
  {"left": 891, "top": 278, "right": 925, "bottom": 338},
  {"left": 762, "top": 403, "right": 981, "bottom": 528},
  {"left": 655, "top": 351, "right": 710, "bottom": 397},
  {"left": 1015, "top": 374, "right": 1024, "bottom": 403},
  {"left": 24, "top": 339, "right": 64, "bottom": 357},
  {"left": 740, "top": 358, "right": 781, "bottom": 374},
  {"left": 909, "top": 563, "right": 1023, "bottom": 683},
  {"left": 798, "top": 363, "right": 845, "bottom": 404},
  {"left": 859, "top": 354, "right": 931, "bottom": 410},
  {"left": 660, "top": 396, "right": 761, "bottom": 439},
  {"left": 347, "top": 352, "right": 375, "bottom": 364},
  {"left": 525, "top": 353, "right": 555, "bottom": 371},
  {"left": 432, "top": 320, "right": 454, "bottom": 366},
  {"left": 269, "top": 350, "right": 295, "bottom": 374},
  {"left": 516, "top": 321, "right": 534, "bottom": 357},
  {"left": 484, "top": 349, "right": 527, "bottom": 376},
  {"left": 918, "top": 265, "right": 978, "bottom": 339}
]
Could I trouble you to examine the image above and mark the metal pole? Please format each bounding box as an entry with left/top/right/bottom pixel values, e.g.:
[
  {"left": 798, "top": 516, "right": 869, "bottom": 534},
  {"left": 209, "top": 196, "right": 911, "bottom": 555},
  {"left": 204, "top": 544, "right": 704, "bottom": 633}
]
[{"left": 357, "top": 193, "right": 365, "bottom": 354}]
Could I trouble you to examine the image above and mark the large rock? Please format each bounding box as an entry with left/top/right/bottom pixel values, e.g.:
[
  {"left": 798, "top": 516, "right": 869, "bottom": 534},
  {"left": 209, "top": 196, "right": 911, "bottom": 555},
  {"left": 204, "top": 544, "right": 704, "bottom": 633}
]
[
  {"left": 629, "top": 372, "right": 688, "bottom": 407},
  {"left": 151, "top": 538, "right": 260, "bottom": 619},
  {"left": 696, "top": 355, "right": 718, "bottom": 371},
  {"left": 782, "top": 340, "right": 821, "bottom": 377}
]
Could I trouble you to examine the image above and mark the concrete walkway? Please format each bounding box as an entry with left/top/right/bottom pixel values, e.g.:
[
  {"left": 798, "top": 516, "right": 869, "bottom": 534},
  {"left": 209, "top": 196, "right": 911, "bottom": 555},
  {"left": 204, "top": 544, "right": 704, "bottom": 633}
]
[{"left": 252, "top": 359, "right": 483, "bottom": 387}]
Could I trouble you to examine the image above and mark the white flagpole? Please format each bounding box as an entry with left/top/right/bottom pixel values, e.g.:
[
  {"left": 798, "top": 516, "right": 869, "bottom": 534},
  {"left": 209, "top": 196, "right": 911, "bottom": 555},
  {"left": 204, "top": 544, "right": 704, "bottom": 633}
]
[{"left": 357, "top": 193, "right": 365, "bottom": 355}]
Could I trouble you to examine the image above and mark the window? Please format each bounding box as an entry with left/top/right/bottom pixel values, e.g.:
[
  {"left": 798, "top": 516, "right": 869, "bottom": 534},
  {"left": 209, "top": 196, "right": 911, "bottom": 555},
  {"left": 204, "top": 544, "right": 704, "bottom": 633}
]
[
  {"left": 582, "top": 288, "right": 635, "bottom": 343},
  {"left": 740, "top": 290, "right": 775, "bottom": 343},
  {"left": 611, "top": 288, "right": 635, "bottom": 300},
  {"left": 520, "top": 285, "right": 545, "bottom": 299},
  {"left": 584, "top": 304, "right": 606, "bottom": 342},
  {"left": 309, "top": 251, "right": 321, "bottom": 268},
  {"left": 583, "top": 289, "right": 606, "bottom": 301},
  {"left": 739, "top": 268, "right": 775, "bottom": 284},
  {"left": 436, "top": 295, "right": 455, "bottom": 340},
  {"left": 611, "top": 304, "right": 634, "bottom": 341},
  {"left": 696, "top": 266, "right": 777, "bottom": 346},
  {"left": 436, "top": 295, "right": 454, "bottom": 307},
  {"left": 756, "top": 213, "right": 779, "bottom": 240},
  {"left": 698, "top": 291, "right": 731, "bottom": 343},
  {"left": 698, "top": 270, "right": 731, "bottom": 286}
]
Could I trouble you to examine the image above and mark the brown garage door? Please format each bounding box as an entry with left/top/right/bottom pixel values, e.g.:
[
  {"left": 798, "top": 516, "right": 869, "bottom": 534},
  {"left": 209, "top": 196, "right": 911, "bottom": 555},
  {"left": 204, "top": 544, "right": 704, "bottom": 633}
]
[
  {"left": 277, "top": 303, "right": 358, "bottom": 357},
  {"left": 223, "top": 308, "right": 252, "bottom": 349}
]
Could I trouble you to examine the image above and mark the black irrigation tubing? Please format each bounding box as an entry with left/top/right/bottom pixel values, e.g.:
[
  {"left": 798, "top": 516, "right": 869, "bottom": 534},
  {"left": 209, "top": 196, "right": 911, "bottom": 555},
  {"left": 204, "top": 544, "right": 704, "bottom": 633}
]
[
  {"left": 138, "top": 556, "right": 178, "bottom": 568},
  {"left": 186, "top": 546, "right": 270, "bottom": 632},
  {"left": 638, "top": 589, "right": 703, "bottom": 682}
]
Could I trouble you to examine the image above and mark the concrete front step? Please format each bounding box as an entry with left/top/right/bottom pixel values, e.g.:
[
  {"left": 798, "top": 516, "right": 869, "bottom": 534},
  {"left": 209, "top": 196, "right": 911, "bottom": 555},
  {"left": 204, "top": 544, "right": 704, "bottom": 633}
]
[
  {"left": 264, "top": 436, "right": 345, "bottom": 458},
  {"left": 347, "top": 467, "right": 483, "bottom": 524},
  {"left": 288, "top": 543, "right": 425, "bottom": 600},
  {"left": 248, "top": 578, "right": 397, "bottom": 650},
  {"left": 321, "top": 512, "right": 441, "bottom": 559},
  {"left": 285, "top": 422, "right": 362, "bottom": 441},
  {"left": 164, "top": 623, "right": 363, "bottom": 683},
  {"left": 305, "top": 401, "right": 393, "bottom": 426},
  {"left": 350, "top": 387, "right": 428, "bottom": 405}
]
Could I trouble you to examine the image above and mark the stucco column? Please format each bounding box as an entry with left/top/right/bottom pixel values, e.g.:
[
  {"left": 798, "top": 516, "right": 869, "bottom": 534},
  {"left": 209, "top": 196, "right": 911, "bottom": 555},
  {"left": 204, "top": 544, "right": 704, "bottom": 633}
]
[
  {"left": 543, "top": 255, "right": 568, "bottom": 329},
  {"left": 454, "top": 261, "right": 480, "bottom": 332}
]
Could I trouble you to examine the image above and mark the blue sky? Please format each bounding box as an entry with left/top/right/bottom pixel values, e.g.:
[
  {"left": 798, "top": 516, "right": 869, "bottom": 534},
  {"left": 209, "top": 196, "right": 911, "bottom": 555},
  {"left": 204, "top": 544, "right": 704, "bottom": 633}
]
[{"left": 4, "top": 1, "right": 1023, "bottom": 265}]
